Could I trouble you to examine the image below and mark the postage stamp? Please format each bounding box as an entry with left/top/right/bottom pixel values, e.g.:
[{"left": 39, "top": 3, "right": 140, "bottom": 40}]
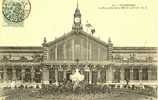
[{"left": 2, "top": 0, "right": 31, "bottom": 26}]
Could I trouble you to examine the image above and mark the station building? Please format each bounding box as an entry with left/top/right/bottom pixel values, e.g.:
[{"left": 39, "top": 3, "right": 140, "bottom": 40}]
[{"left": 0, "top": 4, "right": 157, "bottom": 87}]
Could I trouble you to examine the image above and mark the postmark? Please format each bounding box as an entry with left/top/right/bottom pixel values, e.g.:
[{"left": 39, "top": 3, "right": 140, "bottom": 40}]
[{"left": 2, "top": 0, "right": 31, "bottom": 23}]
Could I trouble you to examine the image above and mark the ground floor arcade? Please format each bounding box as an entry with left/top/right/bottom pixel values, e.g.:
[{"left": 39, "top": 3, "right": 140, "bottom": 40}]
[{"left": 0, "top": 62, "right": 157, "bottom": 87}]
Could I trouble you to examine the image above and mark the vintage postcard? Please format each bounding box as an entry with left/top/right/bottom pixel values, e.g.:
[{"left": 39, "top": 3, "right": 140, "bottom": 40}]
[{"left": 0, "top": 0, "right": 157, "bottom": 100}]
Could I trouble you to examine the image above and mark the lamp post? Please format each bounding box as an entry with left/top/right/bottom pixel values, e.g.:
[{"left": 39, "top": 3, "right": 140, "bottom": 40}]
[{"left": 75, "top": 58, "right": 79, "bottom": 69}]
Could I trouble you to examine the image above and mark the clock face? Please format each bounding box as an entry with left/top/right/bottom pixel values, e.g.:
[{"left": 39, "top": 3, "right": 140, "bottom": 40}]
[{"left": 75, "top": 17, "right": 80, "bottom": 23}]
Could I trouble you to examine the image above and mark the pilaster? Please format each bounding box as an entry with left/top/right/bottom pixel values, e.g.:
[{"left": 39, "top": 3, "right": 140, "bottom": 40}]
[
  {"left": 55, "top": 68, "right": 58, "bottom": 85},
  {"left": 120, "top": 68, "right": 125, "bottom": 83},
  {"left": 3, "top": 68, "right": 7, "bottom": 82},
  {"left": 21, "top": 69, "right": 25, "bottom": 83},
  {"left": 106, "top": 66, "right": 113, "bottom": 83},
  {"left": 89, "top": 70, "right": 92, "bottom": 84},
  {"left": 139, "top": 69, "right": 142, "bottom": 81},
  {"left": 12, "top": 67, "right": 16, "bottom": 81},
  {"left": 42, "top": 67, "right": 49, "bottom": 84},
  {"left": 31, "top": 67, "right": 35, "bottom": 83},
  {"left": 55, "top": 43, "right": 58, "bottom": 61},
  {"left": 130, "top": 69, "right": 133, "bottom": 81}
]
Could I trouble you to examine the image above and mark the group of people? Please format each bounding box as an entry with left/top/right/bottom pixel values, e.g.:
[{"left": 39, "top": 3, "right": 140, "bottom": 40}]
[
  {"left": 38, "top": 80, "right": 157, "bottom": 97},
  {"left": 2, "top": 79, "right": 157, "bottom": 97},
  {"left": 40, "top": 80, "right": 114, "bottom": 95}
]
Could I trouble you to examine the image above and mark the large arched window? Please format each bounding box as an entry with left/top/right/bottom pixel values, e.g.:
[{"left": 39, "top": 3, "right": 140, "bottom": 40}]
[
  {"left": 83, "top": 71, "right": 89, "bottom": 83},
  {"left": 100, "top": 69, "right": 106, "bottom": 82},
  {"left": 7, "top": 68, "right": 12, "bottom": 81},
  {"left": 49, "top": 68, "right": 55, "bottom": 83},
  {"left": 16, "top": 68, "right": 21, "bottom": 80},
  {"left": 34, "top": 68, "right": 42, "bottom": 83},
  {"left": 114, "top": 69, "right": 120, "bottom": 82},
  {"left": 133, "top": 69, "right": 139, "bottom": 80},
  {"left": 124, "top": 69, "right": 130, "bottom": 80},
  {"left": 25, "top": 68, "right": 31, "bottom": 82},
  {"left": 92, "top": 71, "right": 97, "bottom": 84}
]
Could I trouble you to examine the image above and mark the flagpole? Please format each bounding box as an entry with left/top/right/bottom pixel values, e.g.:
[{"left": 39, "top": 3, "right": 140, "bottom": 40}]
[{"left": 86, "top": 20, "right": 89, "bottom": 33}]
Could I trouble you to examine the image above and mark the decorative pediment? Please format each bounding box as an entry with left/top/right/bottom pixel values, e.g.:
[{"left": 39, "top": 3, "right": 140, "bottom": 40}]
[{"left": 46, "top": 30, "right": 108, "bottom": 47}]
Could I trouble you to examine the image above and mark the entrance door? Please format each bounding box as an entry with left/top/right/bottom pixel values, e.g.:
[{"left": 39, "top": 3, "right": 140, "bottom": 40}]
[
  {"left": 114, "top": 69, "right": 120, "bottom": 83},
  {"left": 66, "top": 71, "right": 72, "bottom": 81},
  {"left": 92, "top": 71, "right": 97, "bottom": 84}
]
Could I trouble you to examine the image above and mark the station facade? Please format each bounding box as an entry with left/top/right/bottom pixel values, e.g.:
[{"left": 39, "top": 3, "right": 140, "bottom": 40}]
[{"left": 0, "top": 4, "right": 157, "bottom": 87}]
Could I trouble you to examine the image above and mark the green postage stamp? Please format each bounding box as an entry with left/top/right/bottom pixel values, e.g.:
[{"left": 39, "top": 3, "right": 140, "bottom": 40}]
[{"left": 2, "top": 0, "right": 31, "bottom": 26}]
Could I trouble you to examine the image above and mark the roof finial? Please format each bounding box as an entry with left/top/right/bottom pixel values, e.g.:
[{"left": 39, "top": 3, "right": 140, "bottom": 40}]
[
  {"left": 42, "top": 37, "right": 47, "bottom": 46},
  {"left": 108, "top": 37, "right": 112, "bottom": 43},
  {"left": 77, "top": 0, "right": 79, "bottom": 9},
  {"left": 43, "top": 37, "right": 47, "bottom": 44}
]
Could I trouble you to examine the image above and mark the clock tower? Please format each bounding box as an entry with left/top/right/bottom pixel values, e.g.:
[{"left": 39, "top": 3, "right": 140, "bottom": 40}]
[{"left": 72, "top": 1, "right": 83, "bottom": 32}]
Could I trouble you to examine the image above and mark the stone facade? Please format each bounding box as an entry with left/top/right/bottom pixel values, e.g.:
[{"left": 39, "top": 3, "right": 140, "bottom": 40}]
[{"left": 0, "top": 4, "right": 157, "bottom": 88}]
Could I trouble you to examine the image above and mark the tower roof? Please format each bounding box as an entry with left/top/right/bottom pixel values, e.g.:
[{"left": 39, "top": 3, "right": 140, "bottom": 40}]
[{"left": 74, "top": 0, "right": 81, "bottom": 17}]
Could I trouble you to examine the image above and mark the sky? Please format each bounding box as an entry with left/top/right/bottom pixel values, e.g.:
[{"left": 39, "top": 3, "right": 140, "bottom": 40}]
[{"left": 0, "top": 0, "right": 157, "bottom": 47}]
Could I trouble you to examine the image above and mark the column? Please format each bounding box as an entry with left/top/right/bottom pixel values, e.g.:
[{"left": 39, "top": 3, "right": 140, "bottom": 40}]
[
  {"left": 63, "top": 43, "right": 67, "bottom": 60},
  {"left": 31, "top": 67, "right": 35, "bottom": 83},
  {"left": 147, "top": 69, "right": 152, "bottom": 81},
  {"left": 97, "top": 70, "right": 101, "bottom": 82},
  {"left": 72, "top": 39, "right": 75, "bottom": 61},
  {"left": 55, "top": 43, "right": 58, "bottom": 61},
  {"left": 106, "top": 67, "right": 109, "bottom": 82},
  {"left": 130, "top": 69, "right": 133, "bottom": 81},
  {"left": 63, "top": 70, "right": 66, "bottom": 80},
  {"left": 119, "top": 68, "right": 124, "bottom": 88},
  {"left": 89, "top": 70, "right": 92, "bottom": 84},
  {"left": 80, "top": 68, "right": 84, "bottom": 75},
  {"left": 55, "top": 68, "right": 58, "bottom": 85},
  {"left": 42, "top": 67, "right": 49, "bottom": 84},
  {"left": 106, "top": 66, "right": 113, "bottom": 83},
  {"left": 12, "top": 68, "right": 16, "bottom": 81},
  {"left": 21, "top": 69, "right": 25, "bottom": 83},
  {"left": 120, "top": 68, "right": 125, "bottom": 83},
  {"left": 3, "top": 68, "right": 7, "bottom": 82},
  {"left": 139, "top": 69, "right": 142, "bottom": 82},
  {"left": 113, "top": 69, "right": 116, "bottom": 82}
]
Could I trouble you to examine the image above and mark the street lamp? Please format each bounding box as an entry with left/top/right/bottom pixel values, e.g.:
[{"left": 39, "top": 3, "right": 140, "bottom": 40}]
[{"left": 75, "top": 58, "right": 79, "bottom": 69}]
